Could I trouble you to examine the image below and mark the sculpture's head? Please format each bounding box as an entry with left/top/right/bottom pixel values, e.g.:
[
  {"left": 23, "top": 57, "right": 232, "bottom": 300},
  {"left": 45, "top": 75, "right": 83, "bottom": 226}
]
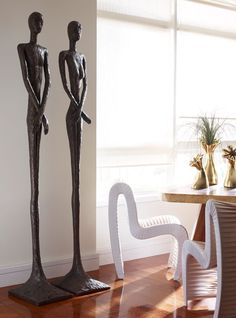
[
  {"left": 28, "top": 12, "right": 43, "bottom": 34},
  {"left": 68, "top": 21, "right": 82, "bottom": 42}
]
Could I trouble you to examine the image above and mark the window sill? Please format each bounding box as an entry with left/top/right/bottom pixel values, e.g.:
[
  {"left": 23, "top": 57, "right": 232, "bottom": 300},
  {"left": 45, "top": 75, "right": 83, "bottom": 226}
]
[{"left": 96, "top": 190, "right": 161, "bottom": 208}]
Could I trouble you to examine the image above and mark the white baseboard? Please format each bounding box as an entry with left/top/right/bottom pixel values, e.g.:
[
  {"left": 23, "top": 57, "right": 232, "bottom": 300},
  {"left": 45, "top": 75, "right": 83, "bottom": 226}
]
[
  {"left": 98, "top": 237, "right": 172, "bottom": 266},
  {"left": 0, "top": 239, "right": 172, "bottom": 288},
  {"left": 0, "top": 254, "right": 99, "bottom": 288}
]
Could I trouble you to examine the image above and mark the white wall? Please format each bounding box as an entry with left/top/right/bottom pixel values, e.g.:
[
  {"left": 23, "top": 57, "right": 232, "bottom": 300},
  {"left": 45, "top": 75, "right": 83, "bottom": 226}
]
[{"left": 0, "top": 0, "right": 97, "bottom": 285}]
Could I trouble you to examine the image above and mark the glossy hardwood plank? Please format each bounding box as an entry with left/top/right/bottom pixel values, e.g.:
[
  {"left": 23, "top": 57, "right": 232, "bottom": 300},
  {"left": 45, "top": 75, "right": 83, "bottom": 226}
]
[{"left": 0, "top": 255, "right": 214, "bottom": 317}]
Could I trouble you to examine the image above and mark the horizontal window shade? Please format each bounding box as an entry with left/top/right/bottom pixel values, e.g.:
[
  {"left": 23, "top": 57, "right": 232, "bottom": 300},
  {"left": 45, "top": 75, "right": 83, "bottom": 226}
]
[
  {"left": 178, "top": 0, "right": 236, "bottom": 35},
  {"left": 176, "top": 31, "right": 236, "bottom": 119},
  {"left": 97, "top": 17, "right": 174, "bottom": 164},
  {"left": 97, "top": 147, "right": 174, "bottom": 168},
  {"left": 190, "top": 0, "right": 236, "bottom": 10},
  {"left": 97, "top": 0, "right": 173, "bottom": 22},
  {"left": 97, "top": 164, "right": 174, "bottom": 202}
]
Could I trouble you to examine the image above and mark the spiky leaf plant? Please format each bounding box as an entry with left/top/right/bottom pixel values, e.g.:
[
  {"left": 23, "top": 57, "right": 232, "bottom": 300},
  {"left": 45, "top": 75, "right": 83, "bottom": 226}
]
[{"left": 196, "top": 115, "right": 223, "bottom": 146}]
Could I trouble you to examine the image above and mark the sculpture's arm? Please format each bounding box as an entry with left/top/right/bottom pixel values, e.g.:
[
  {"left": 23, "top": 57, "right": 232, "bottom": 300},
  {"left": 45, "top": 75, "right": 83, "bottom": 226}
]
[
  {"left": 80, "top": 56, "right": 91, "bottom": 124},
  {"left": 41, "top": 50, "right": 50, "bottom": 111},
  {"left": 17, "top": 44, "right": 40, "bottom": 111},
  {"left": 81, "top": 112, "right": 91, "bottom": 124},
  {"left": 40, "top": 50, "right": 50, "bottom": 135},
  {"left": 59, "top": 51, "right": 79, "bottom": 107}
]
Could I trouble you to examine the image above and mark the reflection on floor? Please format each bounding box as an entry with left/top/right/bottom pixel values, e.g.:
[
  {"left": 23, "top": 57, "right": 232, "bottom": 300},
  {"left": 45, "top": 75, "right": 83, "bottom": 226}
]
[{"left": 0, "top": 254, "right": 214, "bottom": 317}]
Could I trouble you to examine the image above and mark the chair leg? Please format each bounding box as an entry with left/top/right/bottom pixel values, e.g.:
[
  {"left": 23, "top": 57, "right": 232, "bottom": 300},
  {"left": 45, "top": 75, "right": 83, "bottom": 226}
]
[
  {"left": 182, "top": 251, "right": 189, "bottom": 307},
  {"left": 172, "top": 226, "right": 188, "bottom": 281},
  {"left": 168, "top": 237, "right": 178, "bottom": 269},
  {"left": 108, "top": 194, "right": 124, "bottom": 279}
]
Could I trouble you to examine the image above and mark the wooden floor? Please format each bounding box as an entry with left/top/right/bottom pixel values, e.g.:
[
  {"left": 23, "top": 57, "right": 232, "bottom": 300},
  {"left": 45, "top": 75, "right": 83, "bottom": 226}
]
[{"left": 0, "top": 255, "right": 214, "bottom": 318}]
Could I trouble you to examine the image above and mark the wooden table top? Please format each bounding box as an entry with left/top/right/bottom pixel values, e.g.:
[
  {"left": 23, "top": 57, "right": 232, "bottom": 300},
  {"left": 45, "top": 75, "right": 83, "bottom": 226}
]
[{"left": 161, "top": 185, "right": 236, "bottom": 204}]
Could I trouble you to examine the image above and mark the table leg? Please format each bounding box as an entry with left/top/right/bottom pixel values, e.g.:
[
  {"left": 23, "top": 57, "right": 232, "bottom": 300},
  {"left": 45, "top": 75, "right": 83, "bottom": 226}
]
[{"left": 192, "top": 204, "right": 205, "bottom": 242}]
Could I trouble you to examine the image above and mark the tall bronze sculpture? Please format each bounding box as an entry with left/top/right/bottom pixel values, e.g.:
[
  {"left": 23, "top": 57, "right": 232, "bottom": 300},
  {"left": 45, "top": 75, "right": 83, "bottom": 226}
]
[
  {"left": 9, "top": 12, "right": 72, "bottom": 305},
  {"left": 53, "top": 21, "right": 109, "bottom": 295}
]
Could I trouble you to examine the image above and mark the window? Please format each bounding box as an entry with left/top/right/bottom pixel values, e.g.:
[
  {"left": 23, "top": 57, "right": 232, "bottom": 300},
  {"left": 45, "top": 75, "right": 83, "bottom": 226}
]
[
  {"left": 97, "top": 0, "right": 236, "bottom": 203},
  {"left": 175, "top": 0, "right": 236, "bottom": 185}
]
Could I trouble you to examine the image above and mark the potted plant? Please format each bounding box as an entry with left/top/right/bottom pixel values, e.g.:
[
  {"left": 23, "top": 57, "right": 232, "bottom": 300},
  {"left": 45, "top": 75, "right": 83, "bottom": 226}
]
[{"left": 195, "top": 115, "right": 223, "bottom": 185}]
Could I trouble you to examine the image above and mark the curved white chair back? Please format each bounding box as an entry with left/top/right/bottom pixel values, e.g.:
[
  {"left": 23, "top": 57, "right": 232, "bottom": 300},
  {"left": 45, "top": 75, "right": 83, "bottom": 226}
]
[{"left": 108, "top": 182, "right": 188, "bottom": 280}]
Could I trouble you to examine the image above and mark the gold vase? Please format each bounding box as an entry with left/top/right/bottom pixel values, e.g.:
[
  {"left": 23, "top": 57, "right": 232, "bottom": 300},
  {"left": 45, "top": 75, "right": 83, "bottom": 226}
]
[
  {"left": 203, "top": 144, "right": 218, "bottom": 186},
  {"left": 224, "top": 161, "right": 236, "bottom": 188},
  {"left": 192, "top": 168, "right": 209, "bottom": 190}
]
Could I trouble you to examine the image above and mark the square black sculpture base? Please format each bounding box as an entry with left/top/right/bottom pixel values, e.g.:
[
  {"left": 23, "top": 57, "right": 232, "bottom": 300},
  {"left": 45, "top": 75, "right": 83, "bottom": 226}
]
[
  {"left": 53, "top": 271, "right": 110, "bottom": 296},
  {"left": 8, "top": 278, "right": 73, "bottom": 306}
]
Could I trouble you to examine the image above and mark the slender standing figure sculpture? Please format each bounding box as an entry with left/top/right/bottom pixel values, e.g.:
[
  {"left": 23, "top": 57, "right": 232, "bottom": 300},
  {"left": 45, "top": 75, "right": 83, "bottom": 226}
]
[
  {"left": 54, "top": 21, "right": 109, "bottom": 295},
  {"left": 9, "top": 12, "right": 72, "bottom": 305}
]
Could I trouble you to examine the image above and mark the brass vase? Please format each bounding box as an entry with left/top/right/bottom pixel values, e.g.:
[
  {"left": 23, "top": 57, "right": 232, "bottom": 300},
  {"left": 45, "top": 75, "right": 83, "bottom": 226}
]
[
  {"left": 190, "top": 154, "right": 209, "bottom": 190},
  {"left": 203, "top": 143, "right": 218, "bottom": 186},
  {"left": 192, "top": 168, "right": 209, "bottom": 190},
  {"left": 224, "top": 161, "right": 236, "bottom": 188}
]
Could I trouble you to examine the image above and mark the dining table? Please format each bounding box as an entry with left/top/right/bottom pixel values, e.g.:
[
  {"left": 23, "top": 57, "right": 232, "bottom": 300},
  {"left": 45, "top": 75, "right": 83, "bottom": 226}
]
[{"left": 161, "top": 185, "right": 236, "bottom": 241}]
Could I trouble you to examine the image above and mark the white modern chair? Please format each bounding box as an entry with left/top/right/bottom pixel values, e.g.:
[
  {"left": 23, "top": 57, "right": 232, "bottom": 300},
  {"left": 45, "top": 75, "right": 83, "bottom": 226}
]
[
  {"left": 108, "top": 182, "right": 188, "bottom": 281},
  {"left": 182, "top": 200, "right": 236, "bottom": 318}
]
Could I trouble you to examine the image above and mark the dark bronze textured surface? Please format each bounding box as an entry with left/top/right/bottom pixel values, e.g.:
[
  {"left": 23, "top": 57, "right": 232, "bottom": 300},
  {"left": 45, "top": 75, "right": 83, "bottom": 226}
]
[
  {"left": 8, "top": 12, "right": 72, "bottom": 305},
  {"left": 53, "top": 21, "right": 109, "bottom": 295}
]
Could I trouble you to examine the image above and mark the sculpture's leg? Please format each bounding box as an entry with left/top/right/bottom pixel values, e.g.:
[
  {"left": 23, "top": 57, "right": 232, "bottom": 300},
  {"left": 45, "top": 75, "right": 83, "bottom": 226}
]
[
  {"left": 54, "top": 116, "right": 109, "bottom": 295},
  {"left": 29, "top": 125, "right": 44, "bottom": 279},
  {"left": 9, "top": 125, "right": 72, "bottom": 305}
]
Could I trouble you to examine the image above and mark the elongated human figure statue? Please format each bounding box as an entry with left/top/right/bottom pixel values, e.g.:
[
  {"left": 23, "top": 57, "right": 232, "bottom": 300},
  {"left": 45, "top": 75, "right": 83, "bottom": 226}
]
[
  {"left": 54, "top": 21, "right": 109, "bottom": 295},
  {"left": 9, "top": 12, "right": 71, "bottom": 305}
]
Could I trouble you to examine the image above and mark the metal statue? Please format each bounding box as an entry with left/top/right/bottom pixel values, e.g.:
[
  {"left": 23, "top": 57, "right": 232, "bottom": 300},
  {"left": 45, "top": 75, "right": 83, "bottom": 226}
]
[
  {"left": 53, "top": 21, "right": 109, "bottom": 295},
  {"left": 8, "top": 12, "right": 72, "bottom": 305}
]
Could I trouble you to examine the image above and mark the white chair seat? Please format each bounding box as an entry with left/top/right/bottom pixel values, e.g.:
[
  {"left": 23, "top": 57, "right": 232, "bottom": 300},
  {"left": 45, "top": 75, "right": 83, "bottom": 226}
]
[{"left": 139, "top": 215, "right": 181, "bottom": 228}]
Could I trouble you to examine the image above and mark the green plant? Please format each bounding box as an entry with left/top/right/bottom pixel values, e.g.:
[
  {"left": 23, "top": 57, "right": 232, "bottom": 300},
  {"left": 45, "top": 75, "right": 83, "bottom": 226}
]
[{"left": 196, "top": 115, "right": 223, "bottom": 146}]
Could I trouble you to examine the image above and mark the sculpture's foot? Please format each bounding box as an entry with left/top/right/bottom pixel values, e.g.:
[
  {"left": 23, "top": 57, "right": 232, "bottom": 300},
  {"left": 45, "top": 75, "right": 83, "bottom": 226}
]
[
  {"left": 53, "top": 270, "right": 110, "bottom": 296},
  {"left": 8, "top": 277, "right": 72, "bottom": 306}
]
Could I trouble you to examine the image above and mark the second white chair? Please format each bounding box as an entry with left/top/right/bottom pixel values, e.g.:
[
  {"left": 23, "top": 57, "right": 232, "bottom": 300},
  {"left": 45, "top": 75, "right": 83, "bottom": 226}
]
[
  {"left": 182, "top": 200, "right": 236, "bottom": 317},
  {"left": 108, "top": 182, "right": 188, "bottom": 280}
]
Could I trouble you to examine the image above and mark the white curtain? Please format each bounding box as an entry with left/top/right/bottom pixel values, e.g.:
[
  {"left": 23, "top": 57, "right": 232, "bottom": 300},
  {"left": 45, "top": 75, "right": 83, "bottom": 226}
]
[{"left": 97, "top": 0, "right": 175, "bottom": 166}]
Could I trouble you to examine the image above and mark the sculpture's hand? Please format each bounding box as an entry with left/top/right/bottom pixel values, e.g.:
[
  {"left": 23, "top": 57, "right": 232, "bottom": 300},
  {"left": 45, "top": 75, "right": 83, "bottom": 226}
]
[
  {"left": 32, "top": 111, "right": 48, "bottom": 135},
  {"left": 33, "top": 120, "right": 41, "bottom": 134},
  {"left": 37, "top": 101, "right": 49, "bottom": 135},
  {"left": 29, "top": 95, "right": 41, "bottom": 112},
  {"left": 78, "top": 101, "right": 91, "bottom": 124},
  {"left": 72, "top": 99, "right": 79, "bottom": 109},
  {"left": 81, "top": 111, "right": 91, "bottom": 124},
  {"left": 42, "top": 115, "right": 49, "bottom": 135},
  {"left": 72, "top": 108, "right": 81, "bottom": 123}
]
